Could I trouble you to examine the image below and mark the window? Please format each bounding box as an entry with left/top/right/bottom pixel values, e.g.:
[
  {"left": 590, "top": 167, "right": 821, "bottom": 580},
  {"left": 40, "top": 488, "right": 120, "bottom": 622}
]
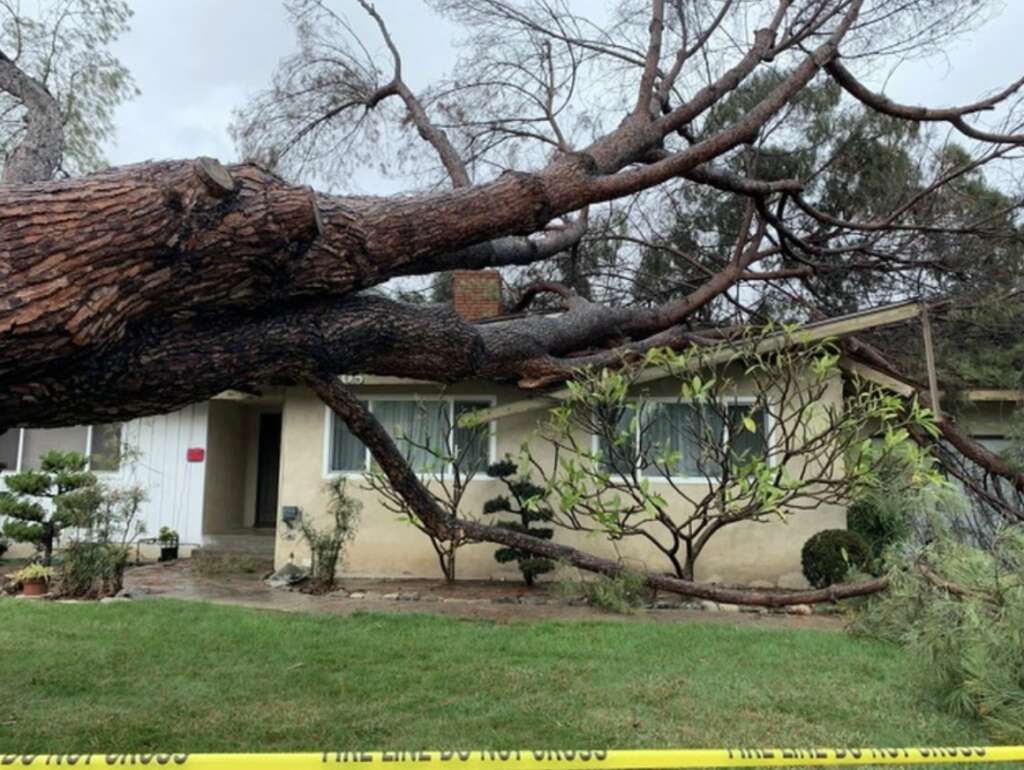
[
  {"left": 0, "top": 429, "right": 19, "bottom": 472},
  {"left": 598, "top": 401, "right": 768, "bottom": 479},
  {"left": 328, "top": 398, "right": 493, "bottom": 476},
  {"left": 0, "top": 424, "right": 122, "bottom": 473}
]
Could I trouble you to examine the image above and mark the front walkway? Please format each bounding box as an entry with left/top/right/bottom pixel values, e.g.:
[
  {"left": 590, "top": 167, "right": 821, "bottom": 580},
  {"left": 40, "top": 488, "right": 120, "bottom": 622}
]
[{"left": 122, "top": 561, "right": 843, "bottom": 629}]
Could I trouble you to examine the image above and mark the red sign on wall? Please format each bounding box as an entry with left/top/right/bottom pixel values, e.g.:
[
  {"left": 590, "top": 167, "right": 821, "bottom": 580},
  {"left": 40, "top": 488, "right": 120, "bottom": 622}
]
[{"left": 186, "top": 447, "right": 205, "bottom": 463}]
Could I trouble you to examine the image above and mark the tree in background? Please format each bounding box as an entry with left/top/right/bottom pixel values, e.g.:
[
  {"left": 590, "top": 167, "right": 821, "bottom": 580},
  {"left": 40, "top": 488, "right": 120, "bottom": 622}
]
[
  {"left": 482, "top": 460, "right": 554, "bottom": 586},
  {"left": 0, "top": 0, "right": 137, "bottom": 181},
  {"left": 0, "top": 450, "right": 99, "bottom": 563}
]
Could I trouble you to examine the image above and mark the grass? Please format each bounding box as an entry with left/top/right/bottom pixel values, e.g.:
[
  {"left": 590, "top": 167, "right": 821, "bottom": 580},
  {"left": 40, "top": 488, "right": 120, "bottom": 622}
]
[{"left": 0, "top": 598, "right": 989, "bottom": 753}]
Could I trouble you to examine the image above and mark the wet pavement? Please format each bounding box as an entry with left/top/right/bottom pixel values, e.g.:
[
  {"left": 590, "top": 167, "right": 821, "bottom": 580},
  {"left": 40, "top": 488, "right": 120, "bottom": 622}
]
[{"left": 122, "top": 560, "right": 843, "bottom": 629}]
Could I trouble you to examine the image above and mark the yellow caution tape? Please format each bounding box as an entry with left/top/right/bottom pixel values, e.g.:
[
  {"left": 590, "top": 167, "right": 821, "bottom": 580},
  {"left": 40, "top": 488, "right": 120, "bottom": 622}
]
[{"left": 4, "top": 748, "right": 1024, "bottom": 769}]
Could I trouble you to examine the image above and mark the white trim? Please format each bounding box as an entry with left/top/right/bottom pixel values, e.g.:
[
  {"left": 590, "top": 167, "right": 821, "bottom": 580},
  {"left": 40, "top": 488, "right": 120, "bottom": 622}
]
[
  {"left": 323, "top": 394, "right": 498, "bottom": 481},
  {"left": 589, "top": 396, "right": 774, "bottom": 485}
]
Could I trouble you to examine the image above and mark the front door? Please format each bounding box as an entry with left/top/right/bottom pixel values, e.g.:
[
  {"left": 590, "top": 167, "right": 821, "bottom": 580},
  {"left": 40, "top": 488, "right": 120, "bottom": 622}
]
[{"left": 254, "top": 413, "right": 282, "bottom": 528}]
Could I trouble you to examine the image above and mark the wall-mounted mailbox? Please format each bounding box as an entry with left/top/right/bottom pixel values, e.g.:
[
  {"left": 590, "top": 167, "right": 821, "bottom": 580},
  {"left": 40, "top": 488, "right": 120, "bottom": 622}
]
[
  {"left": 281, "top": 505, "right": 301, "bottom": 528},
  {"left": 186, "top": 447, "right": 205, "bottom": 462}
]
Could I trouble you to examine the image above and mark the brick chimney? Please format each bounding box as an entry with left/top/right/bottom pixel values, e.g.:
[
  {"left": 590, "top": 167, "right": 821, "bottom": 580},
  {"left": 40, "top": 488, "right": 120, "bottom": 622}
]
[{"left": 451, "top": 270, "right": 503, "bottom": 320}]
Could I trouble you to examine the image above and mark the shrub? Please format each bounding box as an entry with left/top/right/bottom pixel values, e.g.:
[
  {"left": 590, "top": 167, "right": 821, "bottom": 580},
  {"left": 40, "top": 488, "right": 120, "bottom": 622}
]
[
  {"left": 854, "top": 528, "right": 1024, "bottom": 742},
  {"left": 58, "top": 542, "right": 130, "bottom": 598},
  {"left": 57, "top": 482, "right": 145, "bottom": 598},
  {"left": 300, "top": 478, "right": 361, "bottom": 591},
  {"left": 558, "top": 569, "right": 652, "bottom": 614},
  {"left": 483, "top": 460, "right": 555, "bottom": 586},
  {"left": 848, "top": 496, "right": 911, "bottom": 569},
  {"left": 801, "top": 529, "right": 871, "bottom": 588}
]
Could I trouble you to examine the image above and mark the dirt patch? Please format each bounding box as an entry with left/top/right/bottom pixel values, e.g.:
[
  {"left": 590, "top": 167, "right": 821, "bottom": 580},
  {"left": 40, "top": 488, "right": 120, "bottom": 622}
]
[{"left": 121, "top": 560, "right": 844, "bottom": 630}]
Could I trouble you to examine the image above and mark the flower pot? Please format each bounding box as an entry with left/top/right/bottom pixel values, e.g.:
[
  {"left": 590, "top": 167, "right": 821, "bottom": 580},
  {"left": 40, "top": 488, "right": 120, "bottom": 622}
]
[
  {"left": 21, "top": 578, "right": 48, "bottom": 597},
  {"left": 159, "top": 545, "right": 179, "bottom": 562}
]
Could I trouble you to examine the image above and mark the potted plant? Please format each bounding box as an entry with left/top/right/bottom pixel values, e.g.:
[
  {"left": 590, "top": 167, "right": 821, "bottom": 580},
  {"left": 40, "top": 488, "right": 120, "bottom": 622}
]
[
  {"left": 11, "top": 563, "right": 54, "bottom": 596},
  {"left": 157, "top": 527, "right": 179, "bottom": 562}
]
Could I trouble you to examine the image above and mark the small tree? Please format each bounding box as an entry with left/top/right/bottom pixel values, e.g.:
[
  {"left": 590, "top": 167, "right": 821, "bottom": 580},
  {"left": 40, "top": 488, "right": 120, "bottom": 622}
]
[
  {"left": 363, "top": 399, "right": 489, "bottom": 583},
  {"left": 483, "top": 459, "right": 555, "bottom": 586},
  {"left": 529, "top": 328, "right": 942, "bottom": 582},
  {"left": 0, "top": 450, "right": 99, "bottom": 563},
  {"left": 300, "top": 478, "right": 360, "bottom": 592},
  {"left": 57, "top": 483, "right": 147, "bottom": 598}
]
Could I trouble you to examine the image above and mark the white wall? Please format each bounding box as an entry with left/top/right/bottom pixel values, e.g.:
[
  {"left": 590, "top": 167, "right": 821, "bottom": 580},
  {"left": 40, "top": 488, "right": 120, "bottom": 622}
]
[
  {"left": 2, "top": 404, "right": 210, "bottom": 557},
  {"left": 121, "top": 403, "right": 209, "bottom": 545}
]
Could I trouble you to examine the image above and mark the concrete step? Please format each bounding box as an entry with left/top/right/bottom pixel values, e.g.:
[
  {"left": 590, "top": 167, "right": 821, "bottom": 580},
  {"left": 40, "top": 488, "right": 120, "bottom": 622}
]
[{"left": 202, "top": 531, "right": 277, "bottom": 556}]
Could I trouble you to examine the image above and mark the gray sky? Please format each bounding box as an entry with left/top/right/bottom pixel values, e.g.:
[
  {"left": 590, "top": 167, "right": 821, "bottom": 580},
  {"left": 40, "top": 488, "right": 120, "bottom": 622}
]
[{"left": 102, "top": 0, "right": 1024, "bottom": 195}]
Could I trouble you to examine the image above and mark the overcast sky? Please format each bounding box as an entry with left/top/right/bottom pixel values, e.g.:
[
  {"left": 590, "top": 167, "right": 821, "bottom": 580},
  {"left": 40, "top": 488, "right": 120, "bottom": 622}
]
[{"left": 101, "top": 0, "right": 1024, "bottom": 195}]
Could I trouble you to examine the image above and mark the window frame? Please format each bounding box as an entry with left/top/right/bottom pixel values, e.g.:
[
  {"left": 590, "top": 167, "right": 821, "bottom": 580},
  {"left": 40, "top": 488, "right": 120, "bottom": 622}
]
[
  {"left": 323, "top": 395, "right": 498, "bottom": 480},
  {"left": 590, "top": 395, "right": 774, "bottom": 484},
  {"left": 0, "top": 424, "right": 126, "bottom": 476}
]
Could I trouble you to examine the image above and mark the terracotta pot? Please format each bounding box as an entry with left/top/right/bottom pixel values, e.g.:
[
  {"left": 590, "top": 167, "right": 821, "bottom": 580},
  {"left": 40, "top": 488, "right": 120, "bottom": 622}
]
[{"left": 21, "top": 578, "right": 48, "bottom": 597}]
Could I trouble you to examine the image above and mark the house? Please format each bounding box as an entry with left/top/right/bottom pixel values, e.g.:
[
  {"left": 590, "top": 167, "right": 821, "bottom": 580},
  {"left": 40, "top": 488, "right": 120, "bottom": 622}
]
[{"left": 2, "top": 272, "right": 1021, "bottom": 586}]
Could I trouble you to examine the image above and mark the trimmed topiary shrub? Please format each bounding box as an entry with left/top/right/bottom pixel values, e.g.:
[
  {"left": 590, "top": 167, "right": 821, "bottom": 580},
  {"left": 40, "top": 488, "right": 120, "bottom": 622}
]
[
  {"left": 483, "top": 459, "right": 555, "bottom": 586},
  {"left": 801, "top": 529, "right": 871, "bottom": 588}
]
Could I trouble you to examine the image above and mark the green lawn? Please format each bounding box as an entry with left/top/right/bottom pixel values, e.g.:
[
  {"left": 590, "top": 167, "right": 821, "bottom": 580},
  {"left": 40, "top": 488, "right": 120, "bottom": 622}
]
[{"left": 0, "top": 599, "right": 988, "bottom": 753}]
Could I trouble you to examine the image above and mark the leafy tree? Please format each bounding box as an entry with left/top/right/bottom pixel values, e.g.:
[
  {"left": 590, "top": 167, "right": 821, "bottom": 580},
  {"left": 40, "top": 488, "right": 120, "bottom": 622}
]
[
  {"left": 0, "top": 450, "right": 100, "bottom": 563},
  {"left": 527, "top": 330, "right": 942, "bottom": 581},
  {"left": 482, "top": 459, "right": 554, "bottom": 586},
  {"left": 0, "top": 0, "right": 137, "bottom": 178}
]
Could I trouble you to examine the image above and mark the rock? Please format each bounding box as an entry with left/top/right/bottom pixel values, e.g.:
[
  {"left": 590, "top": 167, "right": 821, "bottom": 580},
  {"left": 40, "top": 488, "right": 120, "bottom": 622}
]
[
  {"left": 493, "top": 596, "right": 518, "bottom": 604},
  {"left": 100, "top": 596, "right": 129, "bottom": 603},
  {"left": 740, "top": 605, "right": 767, "bottom": 614},
  {"left": 699, "top": 599, "right": 720, "bottom": 612},
  {"left": 115, "top": 586, "right": 151, "bottom": 599},
  {"left": 521, "top": 596, "right": 550, "bottom": 606},
  {"left": 716, "top": 602, "right": 741, "bottom": 612},
  {"left": 266, "top": 563, "right": 308, "bottom": 588},
  {"left": 653, "top": 600, "right": 679, "bottom": 610},
  {"left": 382, "top": 592, "right": 400, "bottom": 600},
  {"left": 348, "top": 591, "right": 366, "bottom": 599},
  {"left": 787, "top": 603, "right": 813, "bottom": 615},
  {"left": 397, "top": 593, "right": 419, "bottom": 602}
]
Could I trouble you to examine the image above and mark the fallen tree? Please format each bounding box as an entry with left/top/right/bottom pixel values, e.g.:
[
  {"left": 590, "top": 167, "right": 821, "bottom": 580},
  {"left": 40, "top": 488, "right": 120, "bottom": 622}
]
[{"left": 3, "top": 0, "right": 1024, "bottom": 603}]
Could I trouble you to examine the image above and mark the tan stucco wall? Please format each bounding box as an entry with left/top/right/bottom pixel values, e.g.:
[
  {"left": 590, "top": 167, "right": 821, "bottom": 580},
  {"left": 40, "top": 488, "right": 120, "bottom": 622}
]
[
  {"left": 273, "top": 375, "right": 848, "bottom": 588},
  {"left": 201, "top": 401, "right": 250, "bottom": 533}
]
